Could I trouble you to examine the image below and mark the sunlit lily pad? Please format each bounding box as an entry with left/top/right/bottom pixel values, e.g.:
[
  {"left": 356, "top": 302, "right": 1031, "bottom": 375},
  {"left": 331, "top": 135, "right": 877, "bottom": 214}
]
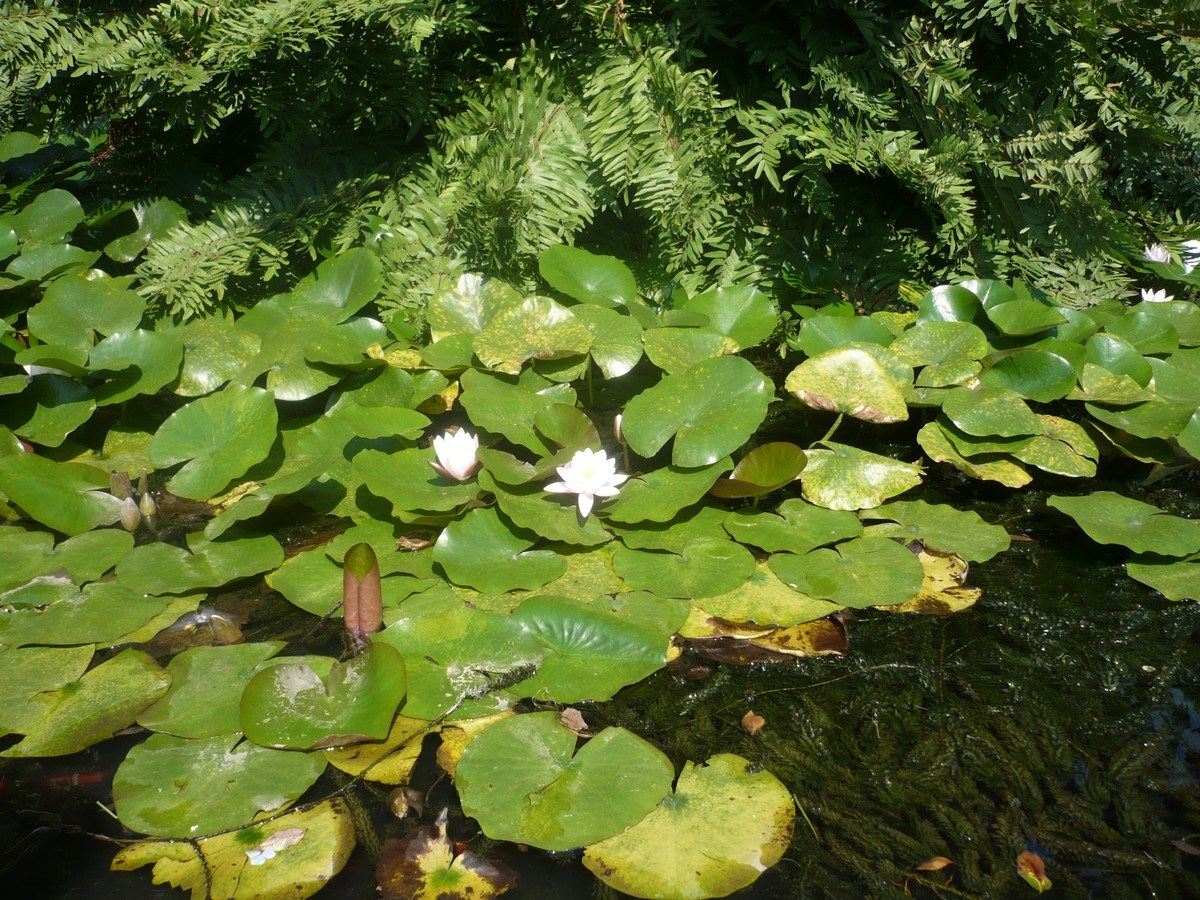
[
  {"left": 723, "top": 499, "right": 862, "bottom": 555},
  {"left": 0, "top": 453, "right": 122, "bottom": 534},
  {"left": 324, "top": 714, "right": 435, "bottom": 785},
  {"left": 941, "top": 384, "right": 1041, "bottom": 437},
  {"left": 484, "top": 472, "right": 611, "bottom": 546},
  {"left": 792, "top": 314, "right": 893, "bottom": 358},
  {"left": 607, "top": 503, "right": 730, "bottom": 553},
  {"left": 643, "top": 326, "right": 738, "bottom": 374},
  {"left": 890, "top": 320, "right": 987, "bottom": 387},
  {"left": 26, "top": 273, "right": 146, "bottom": 350},
  {"left": 697, "top": 561, "right": 843, "bottom": 626},
  {"left": 539, "top": 244, "right": 638, "bottom": 308},
  {"left": 377, "top": 807, "right": 517, "bottom": 900},
  {"left": 614, "top": 539, "right": 755, "bottom": 599},
  {"left": 428, "top": 275, "right": 522, "bottom": 339},
  {"left": 785, "top": 346, "right": 910, "bottom": 423},
  {"left": 241, "top": 643, "right": 407, "bottom": 750},
  {"left": 456, "top": 711, "right": 673, "bottom": 851},
  {"left": 681, "top": 285, "right": 778, "bottom": 350},
  {"left": 2, "top": 374, "right": 95, "bottom": 447},
  {"left": 710, "top": 442, "right": 806, "bottom": 499},
  {"left": 113, "top": 732, "right": 328, "bottom": 837},
  {"left": 355, "top": 447, "right": 481, "bottom": 514},
  {"left": 859, "top": 499, "right": 1009, "bottom": 562},
  {"left": 1104, "top": 308, "right": 1178, "bottom": 355},
  {"left": 1086, "top": 399, "right": 1194, "bottom": 441},
  {"left": 0, "top": 645, "right": 94, "bottom": 736},
  {"left": 1068, "top": 363, "right": 1153, "bottom": 404},
  {"left": 1084, "top": 333, "right": 1152, "bottom": 386},
  {"left": 434, "top": 507, "right": 565, "bottom": 593},
  {"left": 473, "top": 296, "right": 593, "bottom": 374},
  {"left": 916, "top": 422, "right": 1032, "bottom": 487},
  {"left": 984, "top": 299, "right": 1065, "bottom": 335},
  {"left": 459, "top": 369, "right": 577, "bottom": 454},
  {"left": 979, "top": 348, "right": 1076, "bottom": 402},
  {"left": 605, "top": 459, "right": 732, "bottom": 523},
  {"left": 116, "top": 532, "right": 284, "bottom": 595},
  {"left": 0, "top": 580, "right": 173, "bottom": 648},
  {"left": 137, "top": 642, "right": 287, "bottom": 739},
  {"left": 571, "top": 304, "right": 643, "bottom": 378},
  {"left": 582, "top": 753, "right": 794, "bottom": 900},
  {"left": 621, "top": 356, "right": 773, "bottom": 466},
  {"left": 88, "top": 329, "right": 184, "bottom": 406},
  {"left": 112, "top": 800, "right": 355, "bottom": 900},
  {"left": 799, "top": 442, "right": 923, "bottom": 510},
  {"left": 1047, "top": 492, "right": 1200, "bottom": 556},
  {"left": 874, "top": 546, "right": 980, "bottom": 615},
  {"left": 915, "top": 283, "right": 985, "bottom": 325},
  {"left": 1, "top": 649, "right": 169, "bottom": 757},
  {"left": 769, "top": 538, "right": 924, "bottom": 608},
  {"left": 150, "top": 384, "right": 279, "bottom": 500},
  {"left": 0, "top": 524, "right": 133, "bottom": 592},
  {"left": 1127, "top": 553, "right": 1200, "bottom": 601}
]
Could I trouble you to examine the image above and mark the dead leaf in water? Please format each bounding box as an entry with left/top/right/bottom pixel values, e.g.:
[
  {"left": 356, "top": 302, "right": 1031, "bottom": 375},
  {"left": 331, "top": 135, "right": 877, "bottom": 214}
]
[
  {"left": 875, "top": 546, "right": 980, "bottom": 616},
  {"left": 1016, "top": 850, "right": 1052, "bottom": 893},
  {"left": 741, "top": 711, "right": 765, "bottom": 735},
  {"left": 377, "top": 808, "right": 517, "bottom": 899},
  {"left": 916, "top": 855, "right": 954, "bottom": 871}
]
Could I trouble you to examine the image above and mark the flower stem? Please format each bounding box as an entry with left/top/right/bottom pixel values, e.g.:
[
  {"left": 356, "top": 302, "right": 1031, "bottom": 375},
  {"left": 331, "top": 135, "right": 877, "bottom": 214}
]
[{"left": 817, "top": 413, "right": 843, "bottom": 446}]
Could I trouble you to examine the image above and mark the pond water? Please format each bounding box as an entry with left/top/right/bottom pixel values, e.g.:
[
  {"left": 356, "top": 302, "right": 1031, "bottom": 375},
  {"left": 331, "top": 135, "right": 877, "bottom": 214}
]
[{"left": 1, "top": 467, "right": 1198, "bottom": 899}]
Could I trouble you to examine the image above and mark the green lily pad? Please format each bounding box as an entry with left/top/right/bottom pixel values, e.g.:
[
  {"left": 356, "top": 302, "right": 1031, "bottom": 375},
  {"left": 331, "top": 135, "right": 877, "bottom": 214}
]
[
  {"left": 571, "top": 304, "right": 643, "bottom": 378},
  {"left": 799, "top": 442, "right": 923, "bottom": 510},
  {"left": 291, "top": 247, "right": 382, "bottom": 317},
  {"left": 1068, "top": 363, "right": 1153, "bottom": 404},
  {"left": 770, "top": 537, "right": 925, "bottom": 608},
  {"left": 613, "top": 539, "right": 755, "bottom": 599},
  {"left": 680, "top": 285, "right": 778, "bottom": 350},
  {"left": 979, "top": 348, "right": 1077, "bottom": 402},
  {"left": 138, "top": 642, "right": 288, "bottom": 739},
  {"left": 483, "top": 472, "right": 611, "bottom": 546},
  {"left": 267, "top": 545, "right": 433, "bottom": 619},
  {"left": 473, "top": 296, "right": 593, "bottom": 374},
  {"left": 428, "top": 275, "right": 522, "bottom": 339},
  {"left": 583, "top": 753, "right": 794, "bottom": 900},
  {"left": 916, "top": 283, "right": 985, "bottom": 325},
  {"left": 792, "top": 314, "right": 894, "bottom": 358},
  {"left": 1140, "top": 300, "right": 1200, "bottom": 347},
  {"left": 539, "top": 245, "right": 638, "bottom": 308},
  {"left": 941, "top": 384, "right": 1041, "bottom": 437},
  {"left": 104, "top": 198, "right": 189, "bottom": 263},
  {"left": 621, "top": 356, "right": 773, "bottom": 466},
  {"left": 355, "top": 447, "right": 481, "bottom": 515},
  {"left": 917, "top": 422, "right": 1032, "bottom": 487},
  {"left": 150, "top": 385, "right": 278, "bottom": 500},
  {"left": 116, "top": 532, "right": 284, "bottom": 595},
  {"left": 172, "top": 312, "right": 262, "bottom": 397},
  {"left": 643, "top": 327, "right": 738, "bottom": 375},
  {"left": 0, "top": 580, "right": 174, "bottom": 648},
  {"left": 2, "top": 374, "right": 95, "bottom": 447},
  {"left": 697, "top": 561, "right": 843, "bottom": 626},
  {"left": 13, "top": 343, "right": 89, "bottom": 377},
  {"left": 113, "top": 732, "right": 328, "bottom": 836},
  {"left": 9, "top": 189, "right": 84, "bottom": 243},
  {"left": 27, "top": 274, "right": 146, "bottom": 351},
  {"left": 985, "top": 299, "right": 1066, "bottom": 335},
  {"left": 0, "top": 453, "right": 122, "bottom": 535},
  {"left": 1127, "top": 553, "right": 1200, "bottom": 601},
  {"left": 534, "top": 404, "right": 601, "bottom": 451},
  {"left": 607, "top": 504, "right": 731, "bottom": 553},
  {"left": 1047, "top": 492, "right": 1200, "bottom": 556},
  {"left": 456, "top": 711, "right": 673, "bottom": 851},
  {"left": 787, "top": 345, "right": 911, "bottom": 423},
  {"left": 233, "top": 301, "right": 352, "bottom": 401},
  {"left": 112, "top": 800, "right": 355, "bottom": 899},
  {"left": 859, "top": 499, "right": 1010, "bottom": 561},
  {"left": 459, "top": 369, "right": 577, "bottom": 455},
  {"left": 241, "top": 643, "right": 407, "bottom": 750},
  {"left": 1084, "top": 333, "right": 1152, "bottom": 386},
  {"left": 0, "top": 645, "right": 94, "bottom": 736},
  {"left": 605, "top": 459, "right": 732, "bottom": 523},
  {"left": 509, "top": 595, "right": 675, "bottom": 702},
  {"left": 1086, "top": 400, "right": 1194, "bottom": 441},
  {"left": 7, "top": 242, "right": 99, "bottom": 281},
  {"left": 711, "top": 442, "right": 806, "bottom": 499},
  {"left": 723, "top": 499, "right": 863, "bottom": 555},
  {"left": 434, "top": 507, "right": 565, "bottom": 593},
  {"left": 88, "top": 329, "right": 184, "bottom": 406},
  {"left": 1, "top": 649, "right": 169, "bottom": 757},
  {"left": 889, "top": 320, "right": 987, "bottom": 387},
  {"left": 1104, "top": 308, "right": 1178, "bottom": 355}
]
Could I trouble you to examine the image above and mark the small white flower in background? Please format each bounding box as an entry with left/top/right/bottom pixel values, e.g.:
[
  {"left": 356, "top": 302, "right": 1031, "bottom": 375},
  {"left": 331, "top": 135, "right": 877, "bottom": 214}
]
[
  {"left": 1144, "top": 243, "right": 1171, "bottom": 264},
  {"left": 545, "top": 448, "right": 628, "bottom": 519},
  {"left": 430, "top": 429, "right": 480, "bottom": 480},
  {"left": 1182, "top": 239, "right": 1200, "bottom": 274},
  {"left": 1141, "top": 288, "right": 1174, "bottom": 303}
]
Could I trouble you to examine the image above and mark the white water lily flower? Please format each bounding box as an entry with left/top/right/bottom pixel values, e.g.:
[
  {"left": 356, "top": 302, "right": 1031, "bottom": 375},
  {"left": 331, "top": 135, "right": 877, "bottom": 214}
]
[
  {"left": 545, "top": 448, "right": 628, "bottom": 519},
  {"left": 1141, "top": 288, "right": 1174, "bottom": 303},
  {"left": 1144, "top": 243, "right": 1171, "bottom": 264},
  {"left": 430, "top": 429, "right": 480, "bottom": 480},
  {"left": 1182, "top": 239, "right": 1200, "bottom": 274}
]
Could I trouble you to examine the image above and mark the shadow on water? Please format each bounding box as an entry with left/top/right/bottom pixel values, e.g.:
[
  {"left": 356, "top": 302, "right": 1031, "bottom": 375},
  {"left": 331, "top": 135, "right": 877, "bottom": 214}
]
[{"left": 2, "top": 475, "right": 1199, "bottom": 898}]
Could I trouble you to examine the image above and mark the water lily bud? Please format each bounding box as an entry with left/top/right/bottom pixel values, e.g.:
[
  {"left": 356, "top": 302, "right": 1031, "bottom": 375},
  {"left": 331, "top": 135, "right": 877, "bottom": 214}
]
[
  {"left": 430, "top": 429, "right": 480, "bottom": 481},
  {"left": 612, "top": 413, "right": 625, "bottom": 445},
  {"left": 343, "top": 542, "right": 383, "bottom": 648},
  {"left": 137, "top": 468, "right": 149, "bottom": 496},
  {"left": 119, "top": 496, "right": 142, "bottom": 532},
  {"left": 138, "top": 491, "right": 158, "bottom": 524},
  {"left": 110, "top": 471, "right": 132, "bottom": 500}
]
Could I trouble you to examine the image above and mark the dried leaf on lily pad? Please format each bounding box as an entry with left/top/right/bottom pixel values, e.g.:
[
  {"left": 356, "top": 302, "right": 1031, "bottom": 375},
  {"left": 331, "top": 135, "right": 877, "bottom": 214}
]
[
  {"left": 582, "top": 754, "right": 794, "bottom": 900},
  {"left": 378, "top": 808, "right": 517, "bottom": 900},
  {"left": 1016, "top": 851, "right": 1052, "bottom": 893},
  {"left": 111, "top": 799, "right": 355, "bottom": 900},
  {"left": 874, "top": 546, "right": 980, "bottom": 615}
]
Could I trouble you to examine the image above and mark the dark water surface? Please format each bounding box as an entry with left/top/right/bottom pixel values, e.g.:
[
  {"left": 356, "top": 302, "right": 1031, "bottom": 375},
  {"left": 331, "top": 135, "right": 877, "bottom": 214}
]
[{"left": 2, "top": 473, "right": 1198, "bottom": 899}]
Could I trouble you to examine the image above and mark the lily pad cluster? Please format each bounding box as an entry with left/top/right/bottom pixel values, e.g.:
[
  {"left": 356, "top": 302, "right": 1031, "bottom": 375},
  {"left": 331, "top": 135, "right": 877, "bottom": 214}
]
[{"left": 2, "top": 148, "right": 1197, "bottom": 900}]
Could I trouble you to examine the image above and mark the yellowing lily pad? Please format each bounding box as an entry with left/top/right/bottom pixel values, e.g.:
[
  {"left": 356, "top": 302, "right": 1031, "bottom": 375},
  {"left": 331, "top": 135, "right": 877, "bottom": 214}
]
[
  {"left": 799, "top": 442, "right": 922, "bottom": 510},
  {"left": 582, "top": 753, "right": 794, "bottom": 900},
  {"left": 324, "top": 714, "right": 436, "bottom": 785},
  {"left": 696, "top": 562, "right": 843, "bottom": 627},
  {"left": 917, "top": 422, "right": 1032, "bottom": 488},
  {"left": 874, "top": 546, "right": 981, "bottom": 615},
  {"left": 785, "top": 346, "right": 910, "bottom": 423},
  {"left": 473, "top": 296, "right": 594, "bottom": 374},
  {"left": 377, "top": 808, "right": 517, "bottom": 900}
]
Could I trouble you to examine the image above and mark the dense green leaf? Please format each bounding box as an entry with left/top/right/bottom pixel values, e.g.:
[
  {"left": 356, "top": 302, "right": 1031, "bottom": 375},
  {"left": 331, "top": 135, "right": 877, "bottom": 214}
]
[
  {"left": 1047, "top": 492, "right": 1200, "bottom": 556},
  {"left": 539, "top": 245, "right": 638, "bottom": 307},
  {"left": 769, "top": 537, "right": 925, "bottom": 608},
  {"left": 434, "top": 507, "right": 565, "bottom": 593}
]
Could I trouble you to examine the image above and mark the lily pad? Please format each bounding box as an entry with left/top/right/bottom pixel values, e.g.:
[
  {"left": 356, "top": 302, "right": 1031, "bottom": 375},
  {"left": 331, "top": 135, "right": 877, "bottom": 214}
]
[
  {"left": 459, "top": 369, "right": 577, "bottom": 455},
  {"left": 613, "top": 539, "right": 755, "bottom": 599},
  {"left": 792, "top": 314, "right": 893, "bottom": 358},
  {"left": 697, "top": 561, "right": 843, "bottom": 626},
  {"left": 680, "top": 285, "right": 778, "bottom": 350},
  {"left": 112, "top": 800, "right": 355, "bottom": 900},
  {"left": 643, "top": 327, "right": 738, "bottom": 374},
  {"left": 26, "top": 274, "right": 146, "bottom": 350},
  {"left": 0, "top": 453, "right": 122, "bottom": 535},
  {"left": 605, "top": 459, "right": 732, "bottom": 523},
  {"left": 859, "top": 500, "right": 1010, "bottom": 562},
  {"left": 355, "top": 447, "right": 481, "bottom": 514},
  {"left": 1, "top": 649, "right": 169, "bottom": 757},
  {"left": 324, "top": 714, "right": 435, "bottom": 785},
  {"left": 473, "top": 296, "right": 593, "bottom": 374},
  {"left": 785, "top": 346, "right": 909, "bottom": 423},
  {"left": 0, "top": 580, "right": 173, "bottom": 648},
  {"left": 150, "top": 385, "right": 279, "bottom": 500},
  {"left": 1127, "top": 554, "right": 1200, "bottom": 601},
  {"left": 710, "top": 442, "right": 806, "bottom": 499},
  {"left": 984, "top": 299, "right": 1066, "bottom": 335},
  {"left": 583, "top": 753, "right": 794, "bottom": 900},
  {"left": 428, "top": 275, "right": 522, "bottom": 339},
  {"left": 240, "top": 643, "right": 407, "bottom": 750},
  {"left": 979, "top": 348, "right": 1076, "bottom": 402},
  {"left": 0, "top": 645, "right": 94, "bottom": 736},
  {"left": 916, "top": 421, "right": 1032, "bottom": 487},
  {"left": 607, "top": 503, "right": 731, "bottom": 553},
  {"left": 539, "top": 244, "right": 638, "bottom": 308},
  {"left": 137, "top": 642, "right": 288, "bottom": 739},
  {"left": 377, "top": 807, "right": 517, "bottom": 900},
  {"left": 483, "top": 472, "right": 611, "bottom": 546},
  {"left": 875, "top": 547, "right": 980, "bottom": 615},
  {"left": 941, "top": 384, "right": 1041, "bottom": 437},
  {"left": 799, "top": 442, "right": 923, "bottom": 510},
  {"left": 172, "top": 312, "right": 262, "bottom": 397},
  {"left": 1047, "top": 492, "right": 1200, "bottom": 556},
  {"left": 571, "top": 304, "right": 643, "bottom": 378},
  {"left": 723, "top": 499, "right": 862, "bottom": 555},
  {"left": 621, "top": 356, "right": 773, "bottom": 466},
  {"left": 456, "top": 711, "right": 674, "bottom": 851},
  {"left": 769, "top": 537, "right": 925, "bottom": 608},
  {"left": 2, "top": 374, "right": 95, "bottom": 448},
  {"left": 116, "top": 532, "right": 284, "bottom": 596},
  {"left": 113, "top": 732, "right": 328, "bottom": 837},
  {"left": 434, "top": 507, "right": 565, "bottom": 593},
  {"left": 88, "top": 329, "right": 184, "bottom": 406},
  {"left": 1104, "top": 308, "right": 1178, "bottom": 355},
  {"left": 889, "top": 320, "right": 987, "bottom": 387},
  {"left": 1084, "top": 333, "right": 1152, "bottom": 386},
  {"left": 104, "top": 198, "right": 189, "bottom": 263}
]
